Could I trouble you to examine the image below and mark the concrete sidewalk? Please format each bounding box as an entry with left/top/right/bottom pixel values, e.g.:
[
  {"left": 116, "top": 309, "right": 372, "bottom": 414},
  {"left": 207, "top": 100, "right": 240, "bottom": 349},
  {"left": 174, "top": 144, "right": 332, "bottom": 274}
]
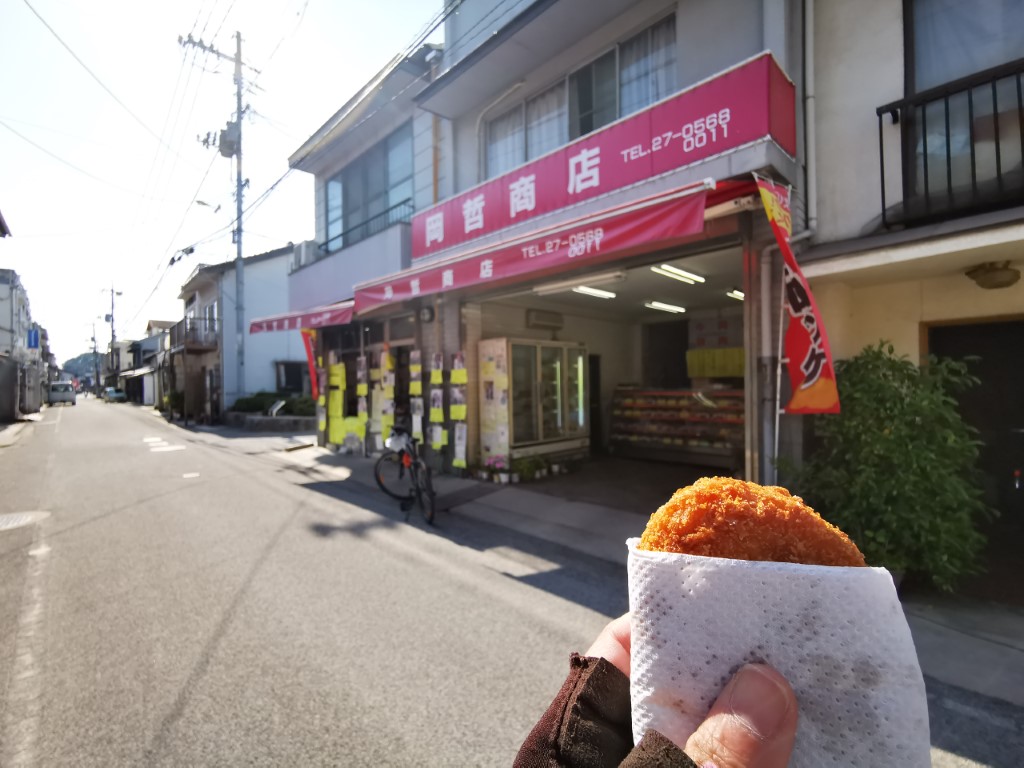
[
  {"left": 271, "top": 445, "right": 1024, "bottom": 709},
  {"left": 0, "top": 411, "right": 42, "bottom": 448}
]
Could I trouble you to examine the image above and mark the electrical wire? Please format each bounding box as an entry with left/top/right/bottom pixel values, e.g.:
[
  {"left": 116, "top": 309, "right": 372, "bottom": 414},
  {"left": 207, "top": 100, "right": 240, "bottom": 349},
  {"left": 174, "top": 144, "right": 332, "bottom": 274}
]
[{"left": 21, "top": 0, "right": 200, "bottom": 170}]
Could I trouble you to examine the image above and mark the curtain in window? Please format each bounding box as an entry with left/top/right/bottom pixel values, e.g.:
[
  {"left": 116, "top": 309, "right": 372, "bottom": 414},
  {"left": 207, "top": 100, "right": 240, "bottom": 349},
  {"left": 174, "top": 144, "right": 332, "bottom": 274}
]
[
  {"left": 619, "top": 16, "right": 677, "bottom": 117},
  {"left": 914, "top": 0, "right": 1024, "bottom": 91},
  {"left": 387, "top": 124, "right": 413, "bottom": 209},
  {"left": 326, "top": 178, "right": 343, "bottom": 249},
  {"left": 570, "top": 50, "right": 617, "bottom": 139},
  {"left": 487, "top": 106, "right": 525, "bottom": 178},
  {"left": 527, "top": 83, "right": 568, "bottom": 160}
]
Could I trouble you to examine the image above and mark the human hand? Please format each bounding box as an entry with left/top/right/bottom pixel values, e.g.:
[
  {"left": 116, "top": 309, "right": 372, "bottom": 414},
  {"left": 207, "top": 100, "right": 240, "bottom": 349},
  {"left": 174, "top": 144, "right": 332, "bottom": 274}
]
[{"left": 587, "top": 614, "right": 798, "bottom": 768}]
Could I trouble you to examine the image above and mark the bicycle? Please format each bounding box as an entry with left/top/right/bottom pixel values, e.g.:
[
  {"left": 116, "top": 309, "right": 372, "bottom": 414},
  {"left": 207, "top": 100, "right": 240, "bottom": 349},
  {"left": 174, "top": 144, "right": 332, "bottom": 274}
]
[{"left": 374, "top": 426, "right": 436, "bottom": 525}]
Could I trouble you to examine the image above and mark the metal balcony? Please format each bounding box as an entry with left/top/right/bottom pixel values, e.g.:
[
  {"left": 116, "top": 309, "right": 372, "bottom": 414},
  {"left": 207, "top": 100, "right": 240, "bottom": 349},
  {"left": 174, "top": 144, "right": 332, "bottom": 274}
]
[
  {"left": 877, "top": 58, "right": 1024, "bottom": 227},
  {"left": 170, "top": 318, "right": 218, "bottom": 352},
  {"left": 317, "top": 198, "right": 414, "bottom": 261}
]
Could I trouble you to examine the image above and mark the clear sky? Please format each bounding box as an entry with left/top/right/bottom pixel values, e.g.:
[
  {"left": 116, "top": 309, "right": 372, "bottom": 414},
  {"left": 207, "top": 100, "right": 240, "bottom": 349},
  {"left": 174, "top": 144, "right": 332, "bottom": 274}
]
[{"left": 0, "top": 0, "right": 443, "bottom": 364}]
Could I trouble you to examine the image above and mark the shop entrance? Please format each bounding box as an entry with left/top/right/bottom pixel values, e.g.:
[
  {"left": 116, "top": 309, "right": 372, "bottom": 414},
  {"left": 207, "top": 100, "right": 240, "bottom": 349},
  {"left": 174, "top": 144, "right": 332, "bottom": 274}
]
[
  {"left": 478, "top": 244, "right": 747, "bottom": 476},
  {"left": 929, "top": 319, "right": 1024, "bottom": 605}
]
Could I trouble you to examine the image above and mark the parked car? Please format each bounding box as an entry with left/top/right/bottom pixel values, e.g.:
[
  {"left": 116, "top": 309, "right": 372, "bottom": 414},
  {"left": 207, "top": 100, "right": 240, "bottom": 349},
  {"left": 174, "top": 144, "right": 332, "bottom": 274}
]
[
  {"left": 103, "top": 387, "right": 127, "bottom": 403},
  {"left": 47, "top": 381, "right": 76, "bottom": 406}
]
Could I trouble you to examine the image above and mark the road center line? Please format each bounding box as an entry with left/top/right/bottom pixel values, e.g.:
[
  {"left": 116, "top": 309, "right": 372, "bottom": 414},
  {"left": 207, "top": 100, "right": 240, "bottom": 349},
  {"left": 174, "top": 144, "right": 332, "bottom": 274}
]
[{"left": 151, "top": 445, "right": 186, "bottom": 453}]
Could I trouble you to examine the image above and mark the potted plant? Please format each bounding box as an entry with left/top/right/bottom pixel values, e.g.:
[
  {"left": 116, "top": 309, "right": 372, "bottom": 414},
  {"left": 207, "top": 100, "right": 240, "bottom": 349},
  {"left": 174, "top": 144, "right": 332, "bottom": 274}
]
[{"left": 787, "top": 341, "right": 990, "bottom": 591}]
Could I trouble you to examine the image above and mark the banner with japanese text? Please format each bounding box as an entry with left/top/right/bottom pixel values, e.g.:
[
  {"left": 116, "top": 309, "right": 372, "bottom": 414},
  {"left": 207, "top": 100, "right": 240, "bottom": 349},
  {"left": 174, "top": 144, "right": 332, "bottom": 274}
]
[
  {"left": 755, "top": 174, "right": 840, "bottom": 414},
  {"left": 356, "top": 188, "right": 707, "bottom": 313}
]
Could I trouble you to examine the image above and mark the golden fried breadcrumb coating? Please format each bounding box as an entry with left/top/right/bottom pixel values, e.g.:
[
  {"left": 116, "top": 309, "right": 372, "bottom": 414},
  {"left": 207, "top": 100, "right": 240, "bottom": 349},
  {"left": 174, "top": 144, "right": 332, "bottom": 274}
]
[{"left": 638, "top": 477, "right": 866, "bottom": 566}]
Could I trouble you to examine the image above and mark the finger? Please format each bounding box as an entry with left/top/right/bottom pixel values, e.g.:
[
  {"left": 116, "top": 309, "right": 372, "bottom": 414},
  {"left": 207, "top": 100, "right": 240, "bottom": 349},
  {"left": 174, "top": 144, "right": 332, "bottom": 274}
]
[
  {"left": 585, "top": 613, "right": 631, "bottom": 677},
  {"left": 684, "top": 664, "right": 798, "bottom": 768}
]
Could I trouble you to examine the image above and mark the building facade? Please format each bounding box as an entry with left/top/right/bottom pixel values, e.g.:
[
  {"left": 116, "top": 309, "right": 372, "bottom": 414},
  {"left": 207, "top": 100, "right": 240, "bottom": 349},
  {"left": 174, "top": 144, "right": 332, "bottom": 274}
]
[
  {"left": 170, "top": 246, "right": 301, "bottom": 421},
  {"left": 0, "top": 268, "right": 49, "bottom": 420}
]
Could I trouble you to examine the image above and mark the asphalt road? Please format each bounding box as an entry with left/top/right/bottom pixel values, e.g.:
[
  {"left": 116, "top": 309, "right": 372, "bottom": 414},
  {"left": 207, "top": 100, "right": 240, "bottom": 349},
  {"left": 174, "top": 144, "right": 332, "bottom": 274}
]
[
  {"left": 0, "top": 398, "right": 626, "bottom": 766},
  {"left": 0, "top": 398, "right": 1021, "bottom": 767}
]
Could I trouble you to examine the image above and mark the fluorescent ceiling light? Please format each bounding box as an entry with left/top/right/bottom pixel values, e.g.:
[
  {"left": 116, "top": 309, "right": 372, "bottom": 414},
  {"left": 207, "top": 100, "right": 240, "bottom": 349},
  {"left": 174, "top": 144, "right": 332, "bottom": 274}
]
[
  {"left": 658, "top": 264, "right": 705, "bottom": 283},
  {"left": 644, "top": 301, "right": 686, "bottom": 314},
  {"left": 650, "top": 266, "right": 695, "bottom": 284},
  {"left": 726, "top": 290, "right": 745, "bottom": 301},
  {"left": 533, "top": 270, "right": 625, "bottom": 296},
  {"left": 572, "top": 286, "right": 616, "bottom": 299}
]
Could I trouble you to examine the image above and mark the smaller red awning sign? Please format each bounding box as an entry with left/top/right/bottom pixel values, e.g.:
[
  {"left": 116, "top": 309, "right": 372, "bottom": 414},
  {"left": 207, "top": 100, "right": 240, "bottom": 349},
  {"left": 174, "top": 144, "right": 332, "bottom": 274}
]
[
  {"left": 355, "top": 185, "right": 709, "bottom": 313},
  {"left": 754, "top": 173, "right": 840, "bottom": 414},
  {"left": 249, "top": 301, "right": 354, "bottom": 334}
]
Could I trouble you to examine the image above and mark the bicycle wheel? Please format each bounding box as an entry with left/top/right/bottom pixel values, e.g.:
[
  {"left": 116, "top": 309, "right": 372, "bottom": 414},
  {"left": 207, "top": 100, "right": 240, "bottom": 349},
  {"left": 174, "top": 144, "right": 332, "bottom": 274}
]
[
  {"left": 374, "top": 451, "right": 414, "bottom": 500},
  {"left": 415, "top": 461, "right": 436, "bottom": 525}
]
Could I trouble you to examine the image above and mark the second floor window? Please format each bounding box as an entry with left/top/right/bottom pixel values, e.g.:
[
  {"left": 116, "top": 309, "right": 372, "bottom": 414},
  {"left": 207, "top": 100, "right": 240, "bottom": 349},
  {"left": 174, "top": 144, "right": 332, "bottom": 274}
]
[
  {"left": 324, "top": 122, "right": 413, "bottom": 252},
  {"left": 912, "top": 0, "right": 1023, "bottom": 92},
  {"left": 485, "top": 15, "right": 677, "bottom": 178}
]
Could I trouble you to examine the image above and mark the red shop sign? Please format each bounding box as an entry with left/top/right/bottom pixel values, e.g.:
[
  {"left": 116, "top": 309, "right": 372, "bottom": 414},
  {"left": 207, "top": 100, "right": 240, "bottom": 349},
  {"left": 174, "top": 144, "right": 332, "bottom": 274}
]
[
  {"left": 356, "top": 188, "right": 707, "bottom": 313},
  {"left": 411, "top": 52, "right": 795, "bottom": 260}
]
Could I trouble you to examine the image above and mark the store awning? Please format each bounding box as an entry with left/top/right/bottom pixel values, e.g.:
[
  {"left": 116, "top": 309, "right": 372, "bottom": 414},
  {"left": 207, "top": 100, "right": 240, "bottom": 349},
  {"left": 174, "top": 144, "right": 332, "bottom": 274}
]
[
  {"left": 120, "top": 366, "right": 155, "bottom": 378},
  {"left": 249, "top": 300, "right": 354, "bottom": 334},
  {"left": 353, "top": 179, "right": 756, "bottom": 314}
]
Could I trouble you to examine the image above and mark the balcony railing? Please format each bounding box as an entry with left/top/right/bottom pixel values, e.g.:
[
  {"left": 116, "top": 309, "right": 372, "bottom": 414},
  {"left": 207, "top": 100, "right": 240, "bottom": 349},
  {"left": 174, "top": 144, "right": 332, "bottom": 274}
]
[
  {"left": 877, "top": 58, "right": 1024, "bottom": 227},
  {"left": 170, "top": 318, "right": 218, "bottom": 351},
  {"left": 315, "top": 198, "right": 414, "bottom": 263}
]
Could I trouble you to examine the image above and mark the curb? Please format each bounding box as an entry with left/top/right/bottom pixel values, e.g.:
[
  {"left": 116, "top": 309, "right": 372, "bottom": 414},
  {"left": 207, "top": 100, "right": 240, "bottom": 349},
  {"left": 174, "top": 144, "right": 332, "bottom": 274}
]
[{"left": 0, "top": 422, "right": 29, "bottom": 448}]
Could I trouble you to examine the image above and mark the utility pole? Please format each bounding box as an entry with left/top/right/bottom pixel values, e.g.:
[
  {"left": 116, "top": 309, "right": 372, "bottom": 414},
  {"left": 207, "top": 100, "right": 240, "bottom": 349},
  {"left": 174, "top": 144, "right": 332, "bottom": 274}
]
[
  {"left": 179, "top": 31, "right": 250, "bottom": 404},
  {"left": 104, "top": 284, "right": 122, "bottom": 379},
  {"left": 91, "top": 322, "right": 100, "bottom": 395}
]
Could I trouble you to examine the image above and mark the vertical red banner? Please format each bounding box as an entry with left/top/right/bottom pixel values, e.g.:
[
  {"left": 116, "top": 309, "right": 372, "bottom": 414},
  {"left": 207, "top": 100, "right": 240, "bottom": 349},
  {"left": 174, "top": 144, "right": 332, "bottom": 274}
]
[
  {"left": 755, "top": 174, "right": 841, "bottom": 414},
  {"left": 300, "top": 329, "right": 319, "bottom": 401}
]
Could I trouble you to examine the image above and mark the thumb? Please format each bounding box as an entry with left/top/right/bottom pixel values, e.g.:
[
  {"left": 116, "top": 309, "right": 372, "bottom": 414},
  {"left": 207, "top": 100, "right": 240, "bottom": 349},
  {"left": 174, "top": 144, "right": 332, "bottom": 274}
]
[{"left": 684, "top": 664, "right": 798, "bottom": 768}]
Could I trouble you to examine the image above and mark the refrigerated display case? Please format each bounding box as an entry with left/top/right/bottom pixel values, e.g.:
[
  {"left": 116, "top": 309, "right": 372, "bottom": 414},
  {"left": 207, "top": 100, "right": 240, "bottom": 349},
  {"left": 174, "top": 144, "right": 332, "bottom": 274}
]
[{"left": 478, "top": 338, "right": 589, "bottom": 467}]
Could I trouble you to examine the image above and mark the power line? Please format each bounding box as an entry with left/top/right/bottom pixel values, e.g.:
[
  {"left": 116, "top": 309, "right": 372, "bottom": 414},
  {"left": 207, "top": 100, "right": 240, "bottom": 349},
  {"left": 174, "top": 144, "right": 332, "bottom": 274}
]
[
  {"left": 21, "top": 0, "right": 200, "bottom": 170},
  {"left": 0, "top": 119, "right": 187, "bottom": 203}
]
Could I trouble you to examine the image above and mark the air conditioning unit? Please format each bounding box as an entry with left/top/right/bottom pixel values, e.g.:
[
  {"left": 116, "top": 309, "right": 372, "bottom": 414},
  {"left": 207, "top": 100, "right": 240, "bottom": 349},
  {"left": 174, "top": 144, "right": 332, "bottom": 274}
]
[
  {"left": 290, "top": 240, "right": 318, "bottom": 271},
  {"left": 526, "top": 309, "right": 564, "bottom": 331}
]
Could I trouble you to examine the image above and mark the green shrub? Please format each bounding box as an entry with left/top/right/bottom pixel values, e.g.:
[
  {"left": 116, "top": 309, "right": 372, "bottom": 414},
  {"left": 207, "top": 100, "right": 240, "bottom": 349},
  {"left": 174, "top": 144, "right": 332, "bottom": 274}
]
[
  {"left": 281, "top": 395, "right": 316, "bottom": 416},
  {"left": 231, "top": 391, "right": 280, "bottom": 413},
  {"left": 789, "top": 341, "right": 990, "bottom": 591}
]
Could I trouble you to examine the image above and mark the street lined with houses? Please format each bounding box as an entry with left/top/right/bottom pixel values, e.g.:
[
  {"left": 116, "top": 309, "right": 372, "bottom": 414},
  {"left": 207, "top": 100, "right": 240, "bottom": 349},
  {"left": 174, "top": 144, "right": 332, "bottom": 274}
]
[{"left": 1, "top": 402, "right": 1022, "bottom": 766}]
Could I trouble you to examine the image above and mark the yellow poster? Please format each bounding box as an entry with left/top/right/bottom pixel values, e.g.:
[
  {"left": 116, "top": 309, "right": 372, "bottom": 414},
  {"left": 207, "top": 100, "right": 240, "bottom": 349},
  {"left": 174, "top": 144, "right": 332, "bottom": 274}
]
[
  {"left": 383, "top": 352, "right": 394, "bottom": 371},
  {"left": 430, "top": 369, "right": 443, "bottom": 384},
  {"left": 381, "top": 413, "right": 394, "bottom": 434},
  {"left": 357, "top": 410, "right": 368, "bottom": 423},
  {"left": 450, "top": 368, "right": 468, "bottom": 384},
  {"left": 370, "top": 368, "right": 382, "bottom": 382},
  {"left": 356, "top": 383, "right": 368, "bottom": 396},
  {"left": 410, "top": 364, "right": 422, "bottom": 375},
  {"left": 317, "top": 395, "right": 326, "bottom": 407},
  {"left": 342, "top": 416, "right": 366, "bottom": 441},
  {"left": 482, "top": 361, "right": 496, "bottom": 376},
  {"left": 383, "top": 385, "right": 395, "bottom": 400},
  {"left": 409, "top": 380, "right": 422, "bottom": 396},
  {"left": 452, "top": 458, "right": 467, "bottom": 468},
  {"left": 450, "top": 404, "right": 467, "bottom": 421},
  {"left": 318, "top": 418, "right": 327, "bottom": 432},
  {"left": 430, "top": 407, "right": 444, "bottom": 423},
  {"left": 441, "top": 429, "right": 449, "bottom": 446}
]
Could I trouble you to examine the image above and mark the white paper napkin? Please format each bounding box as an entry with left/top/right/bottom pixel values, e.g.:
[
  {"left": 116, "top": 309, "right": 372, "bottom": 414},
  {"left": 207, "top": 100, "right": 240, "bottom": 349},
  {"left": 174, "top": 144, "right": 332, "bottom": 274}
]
[{"left": 627, "top": 538, "right": 930, "bottom": 767}]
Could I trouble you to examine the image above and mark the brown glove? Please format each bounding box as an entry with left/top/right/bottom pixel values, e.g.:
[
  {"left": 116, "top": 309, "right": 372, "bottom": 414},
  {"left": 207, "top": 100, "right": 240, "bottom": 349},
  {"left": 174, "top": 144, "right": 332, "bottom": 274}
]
[{"left": 513, "top": 654, "right": 698, "bottom": 768}]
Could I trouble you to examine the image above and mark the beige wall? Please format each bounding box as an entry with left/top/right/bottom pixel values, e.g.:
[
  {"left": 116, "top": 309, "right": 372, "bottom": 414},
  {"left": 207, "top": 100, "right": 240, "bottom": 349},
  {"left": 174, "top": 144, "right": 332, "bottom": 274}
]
[
  {"left": 813, "top": 275, "right": 1024, "bottom": 361},
  {"left": 814, "top": 0, "right": 903, "bottom": 242}
]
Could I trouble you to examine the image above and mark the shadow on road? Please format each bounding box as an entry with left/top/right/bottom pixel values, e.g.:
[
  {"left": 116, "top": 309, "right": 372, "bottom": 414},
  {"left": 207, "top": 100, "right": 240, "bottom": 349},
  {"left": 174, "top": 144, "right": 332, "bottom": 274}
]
[
  {"left": 926, "top": 676, "right": 1024, "bottom": 767},
  {"left": 297, "top": 478, "right": 627, "bottom": 619}
]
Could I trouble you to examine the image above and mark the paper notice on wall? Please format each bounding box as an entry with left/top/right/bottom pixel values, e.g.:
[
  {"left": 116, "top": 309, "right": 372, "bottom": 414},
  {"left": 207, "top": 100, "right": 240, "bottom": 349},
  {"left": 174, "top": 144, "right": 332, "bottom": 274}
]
[
  {"left": 409, "top": 380, "right": 422, "bottom": 396},
  {"left": 383, "top": 385, "right": 395, "bottom": 400},
  {"left": 370, "top": 368, "right": 382, "bottom": 382},
  {"left": 411, "top": 397, "right": 425, "bottom": 417},
  {"left": 357, "top": 396, "right": 368, "bottom": 423},
  {"left": 430, "top": 353, "right": 444, "bottom": 384},
  {"left": 411, "top": 415, "right": 423, "bottom": 441},
  {"left": 357, "top": 383, "right": 368, "bottom": 396},
  {"left": 429, "top": 387, "right": 445, "bottom": 423},
  {"left": 450, "top": 405, "right": 467, "bottom": 421},
  {"left": 381, "top": 413, "right": 394, "bottom": 436},
  {"left": 453, "top": 422, "right": 467, "bottom": 468},
  {"left": 430, "top": 424, "right": 444, "bottom": 450},
  {"left": 410, "top": 349, "right": 422, "bottom": 376},
  {"left": 482, "top": 360, "right": 496, "bottom": 376},
  {"left": 450, "top": 351, "right": 468, "bottom": 384},
  {"left": 382, "top": 351, "right": 394, "bottom": 371}
]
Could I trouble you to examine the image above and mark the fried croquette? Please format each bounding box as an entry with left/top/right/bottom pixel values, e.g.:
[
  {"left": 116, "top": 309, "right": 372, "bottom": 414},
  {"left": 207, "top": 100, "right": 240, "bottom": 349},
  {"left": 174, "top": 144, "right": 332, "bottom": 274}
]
[{"left": 638, "top": 477, "right": 866, "bottom": 566}]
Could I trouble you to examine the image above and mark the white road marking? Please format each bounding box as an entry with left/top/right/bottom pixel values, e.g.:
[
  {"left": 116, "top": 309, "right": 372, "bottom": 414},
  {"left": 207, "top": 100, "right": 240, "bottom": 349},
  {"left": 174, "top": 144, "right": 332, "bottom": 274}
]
[
  {"left": 148, "top": 441, "right": 170, "bottom": 448},
  {"left": 150, "top": 445, "right": 186, "bottom": 453},
  {"left": 53, "top": 407, "right": 61, "bottom": 434},
  {"left": 2, "top": 528, "right": 49, "bottom": 767},
  {"left": 143, "top": 437, "right": 162, "bottom": 443},
  {"left": 182, "top": 473, "right": 200, "bottom": 479}
]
